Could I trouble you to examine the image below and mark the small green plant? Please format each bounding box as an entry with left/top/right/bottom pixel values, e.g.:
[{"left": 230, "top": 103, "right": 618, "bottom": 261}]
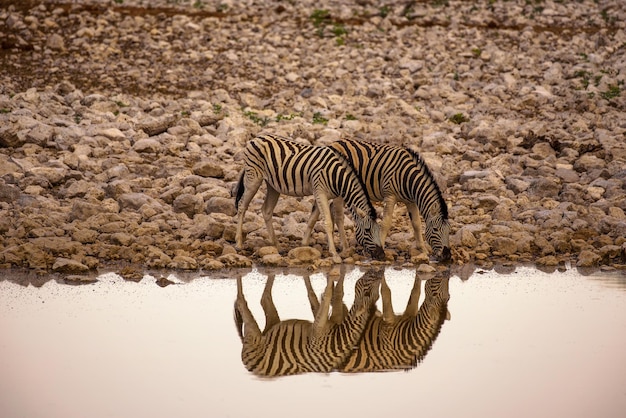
[
  {"left": 113, "top": 0, "right": 123, "bottom": 4},
  {"left": 332, "top": 24, "right": 347, "bottom": 37},
  {"left": 0, "top": 108, "right": 10, "bottom": 114},
  {"left": 574, "top": 70, "right": 591, "bottom": 89},
  {"left": 217, "top": 3, "right": 228, "bottom": 12},
  {"left": 115, "top": 101, "right": 128, "bottom": 108},
  {"left": 593, "top": 74, "right": 603, "bottom": 87},
  {"left": 449, "top": 113, "right": 469, "bottom": 124},
  {"left": 379, "top": 5, "right": 391, "bottom": 18},
  {"left": 312, "top": 112, "right": 329, "bottom": 125},
  {"left": 276, "top": 113, "right": 299, "bottom": 122},
  {"left": 600, "top": 84, "right": 621, "bottom": 100},
  {"left": 471, "top": 48, "right": 482, "bottom": 58},
  {"left": 344, "top": 114, "right": 357, "bottom": 121},
  {"left": 432, "top": 0, "right": 449, "bottom": 7},
  {"left": 244, "top": 110, "right": 270, "bottom": 127},
  {"left": 193, "top": 0, "right": 204, "bottom": 9},
  {"left": 311, "top": 9, "right": 330, "bottom": 27},
  {"left": 213, "top": 103, "right": 222, "bottom": 113}
]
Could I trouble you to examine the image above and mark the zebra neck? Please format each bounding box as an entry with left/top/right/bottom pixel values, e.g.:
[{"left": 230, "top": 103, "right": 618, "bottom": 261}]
[{"left": 410, "top": 181, "right": 445, "bottom": 222}]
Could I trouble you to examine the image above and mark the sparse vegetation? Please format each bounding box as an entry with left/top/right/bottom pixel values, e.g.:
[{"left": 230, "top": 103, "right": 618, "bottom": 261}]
[
  {"left": 312, "top": 112, "right": 329, "bottom": 125},
  {"left": 449, "top": 113, "right": 469, "bottom": 124},
  {"left": 332, "top": 24, "right": 347, "bottom": 45},
  {"left": 213, "top": 103, "right": 223, "bottom": 114},
  {"left": 311, "top": 9, "right": 330, "bottom": 28},
  {"left": 244, "top": 110, "right": 270, "bottom": 127},
  {"left": 600, "top": 84, "right": 621, "bottom": 100},
  {"left": 276, "top": 113, "right": 299, "bottom": 122},
  {"left": 575, "top": 70, "right": 591, "bottom": 89}
]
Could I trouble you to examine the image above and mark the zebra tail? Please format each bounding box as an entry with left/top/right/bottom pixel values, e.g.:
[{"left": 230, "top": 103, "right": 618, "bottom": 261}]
[{"left": 234, "top": 170, "right": 245, "bottom": 211}]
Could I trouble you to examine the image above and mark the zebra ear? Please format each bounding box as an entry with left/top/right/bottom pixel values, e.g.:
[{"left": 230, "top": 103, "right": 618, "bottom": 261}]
[
  {"left": 429, "top": 206, "right": 439, "bottom": 218},
  {"left": 446, "top": 309, "right": 451, "bottom": 321}
]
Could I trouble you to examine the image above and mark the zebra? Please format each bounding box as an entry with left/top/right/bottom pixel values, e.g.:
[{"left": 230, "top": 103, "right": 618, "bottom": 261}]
[
  {"left": 234, "top": 134, "right": 385, "bottom": 263},
  {"left": 233, "top": 268, "right": 382, "bottom": 376},
  {"left": 339, "top": 270, "right": 451, "bottom": 372},
  {"left": 318, "top": 137, "right": 451, "bottom": 262}
]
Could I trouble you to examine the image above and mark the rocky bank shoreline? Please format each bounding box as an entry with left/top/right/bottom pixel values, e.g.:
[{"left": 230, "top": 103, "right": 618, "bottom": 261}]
[{"left": 1, "top": 0, "right": 625, "bottom": 276}]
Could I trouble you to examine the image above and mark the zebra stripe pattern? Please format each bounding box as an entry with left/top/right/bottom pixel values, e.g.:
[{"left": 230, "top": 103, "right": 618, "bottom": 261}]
[
  {"left": 327, "top": 137, "right": 451, "bottom": 262},
  {"left": 235, "top": 134, "right": 384, "bottom": 262},
  {"left": 339, "top": 271, "right": 451, "bottom": 372},
  {"left": 234, "top": 269, "right": 382, "bottom": 376}
]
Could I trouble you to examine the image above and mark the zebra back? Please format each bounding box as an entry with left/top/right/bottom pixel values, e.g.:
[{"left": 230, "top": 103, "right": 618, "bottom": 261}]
[
  {"left": 246, "top": 134, "right": 377, "bottom": 219},
  {"left": 339, "top": 272, "right": 450, "bottom": 372}
]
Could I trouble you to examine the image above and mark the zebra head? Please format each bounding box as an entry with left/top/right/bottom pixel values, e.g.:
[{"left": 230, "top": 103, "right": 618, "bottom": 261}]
[
  {"left": 350, "top": 207, "right": 386, "bottom": 260},
  {"left": 353, "top": 268, "right": 383, "bottom": 314},
  {"left": 425, "top": 208, "right": 451, "bottom": 263}
]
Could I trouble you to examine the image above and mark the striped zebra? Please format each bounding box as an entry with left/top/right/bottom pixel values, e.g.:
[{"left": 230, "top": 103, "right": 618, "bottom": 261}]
[
  {"left": 339, "top": 270, "right": 451, "bottom": 372},
  {"left": 235, "top": 134, "right": 385, "bottom": 262},
  {"left": 321, "top": 137, "right": 451, "bottom": 262},
  {"left": 233, "top": 269, "right": 382, "bottom": 376}
]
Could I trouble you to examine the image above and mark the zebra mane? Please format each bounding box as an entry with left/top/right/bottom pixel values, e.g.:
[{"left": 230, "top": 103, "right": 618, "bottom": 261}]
[
  {"left": 329, "top": 147, "right": 378, "bottom": 220},
  {"left": 403, "top": 147, "right": 449, "bottom": 220}
]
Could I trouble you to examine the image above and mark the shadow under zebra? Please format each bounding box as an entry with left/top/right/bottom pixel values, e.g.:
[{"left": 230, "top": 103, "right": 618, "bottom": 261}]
[{"left": 233, "top": 267, "right": 451, "bottom": 377}]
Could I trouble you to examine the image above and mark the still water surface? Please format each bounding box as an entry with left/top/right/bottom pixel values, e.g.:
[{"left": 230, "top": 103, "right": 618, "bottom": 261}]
[{"left": 1, "top": 265, "right": 625, "bottom": 418}]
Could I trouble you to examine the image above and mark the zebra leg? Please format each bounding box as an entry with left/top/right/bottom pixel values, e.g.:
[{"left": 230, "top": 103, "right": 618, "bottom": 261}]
[
  {"left": 381, "top": 276, "right": 396, "bottom": 323},
  {"left": 312, "top": 276, "right": 334, "bottom": 338},
  {"left": 302, "top": 202, "right": 320, "bottom": 247},
  {"left": 235, "top": 170, "right": 264, "bottom": 250},
  {"left": 260, "top": 273, "right": 280, "bottom": 333},
  {"left": 402, "top": 272, "right": 422, "bottom": 318},
  {"left": 235, "top": 276, "right": 262, "bottom": 340},
  {"left": 315, "top": 193, "right": 342, "bottom": 263},
  {"left": 407, "top": 203, "right": 427, "bottom": 254},
  {"left": 303, "top": 273, "right": 321, "bottom": 313},
  {"left": 329, "top": 266, "right": 348, "bottom": 325},
  {"left": 331, "top": 198, "right": 349, "bottom": 253},
  {"left": 261, "top": 184, "right": 281, "bottom": 247},
  {"left": 380, "top": 195, "right": 398, "bottom": 247}
]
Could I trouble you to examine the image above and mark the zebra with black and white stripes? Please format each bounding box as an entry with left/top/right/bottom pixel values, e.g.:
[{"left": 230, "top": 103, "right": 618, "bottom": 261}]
[
  {"left": 323, "top": 137, "right": 451, "bottom": 262},
  {"left": 339, "top": 270, "right": 451, "bottom": 372},
  {"left": 233, "top": 269, "right": 382, "bottom": 376},
  {"left": 234, "top": 134, "right": 385, "bottom": 262}
]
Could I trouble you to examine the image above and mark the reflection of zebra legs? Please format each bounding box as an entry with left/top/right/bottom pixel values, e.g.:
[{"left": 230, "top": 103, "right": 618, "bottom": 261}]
[
  {"left": 339, "top": 271, "right": 450, "bottom": 372},
  {"left": 234, "top": 269, "right": 381, "bottom": 376},
  {"left": 234, "top": 273, "right": 336, "bottom": 376}
]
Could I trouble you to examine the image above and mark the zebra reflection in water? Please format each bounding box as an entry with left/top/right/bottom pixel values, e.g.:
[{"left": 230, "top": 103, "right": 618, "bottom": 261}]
[
  {"left": 234, "top": 268, "right": 381, "bottom": 377},
  {"left": 339, "top": 270, "right": 451, "bottom": 372}
]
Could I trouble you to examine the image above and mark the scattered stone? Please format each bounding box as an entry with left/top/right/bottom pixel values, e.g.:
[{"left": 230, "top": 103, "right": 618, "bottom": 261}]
[
  {"left": 52, "top": 258, "right": 90, "bottom": 274},
  {"left": 288, "top": 247, "right": 321, "bottom": 263},
  {"left": 576, "top": 250, "right": 601, "bottom": 267}
]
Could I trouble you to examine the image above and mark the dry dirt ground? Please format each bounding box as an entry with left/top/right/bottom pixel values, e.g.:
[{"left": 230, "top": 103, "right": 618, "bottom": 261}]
[{"left": 0, "top": 0, "right": 625, "bottom": 278}]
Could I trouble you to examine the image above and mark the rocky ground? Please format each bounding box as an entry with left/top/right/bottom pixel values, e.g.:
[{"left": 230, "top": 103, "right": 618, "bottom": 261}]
[{"left": 0, "top": 0, "right": 625, "bottom": 277}]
